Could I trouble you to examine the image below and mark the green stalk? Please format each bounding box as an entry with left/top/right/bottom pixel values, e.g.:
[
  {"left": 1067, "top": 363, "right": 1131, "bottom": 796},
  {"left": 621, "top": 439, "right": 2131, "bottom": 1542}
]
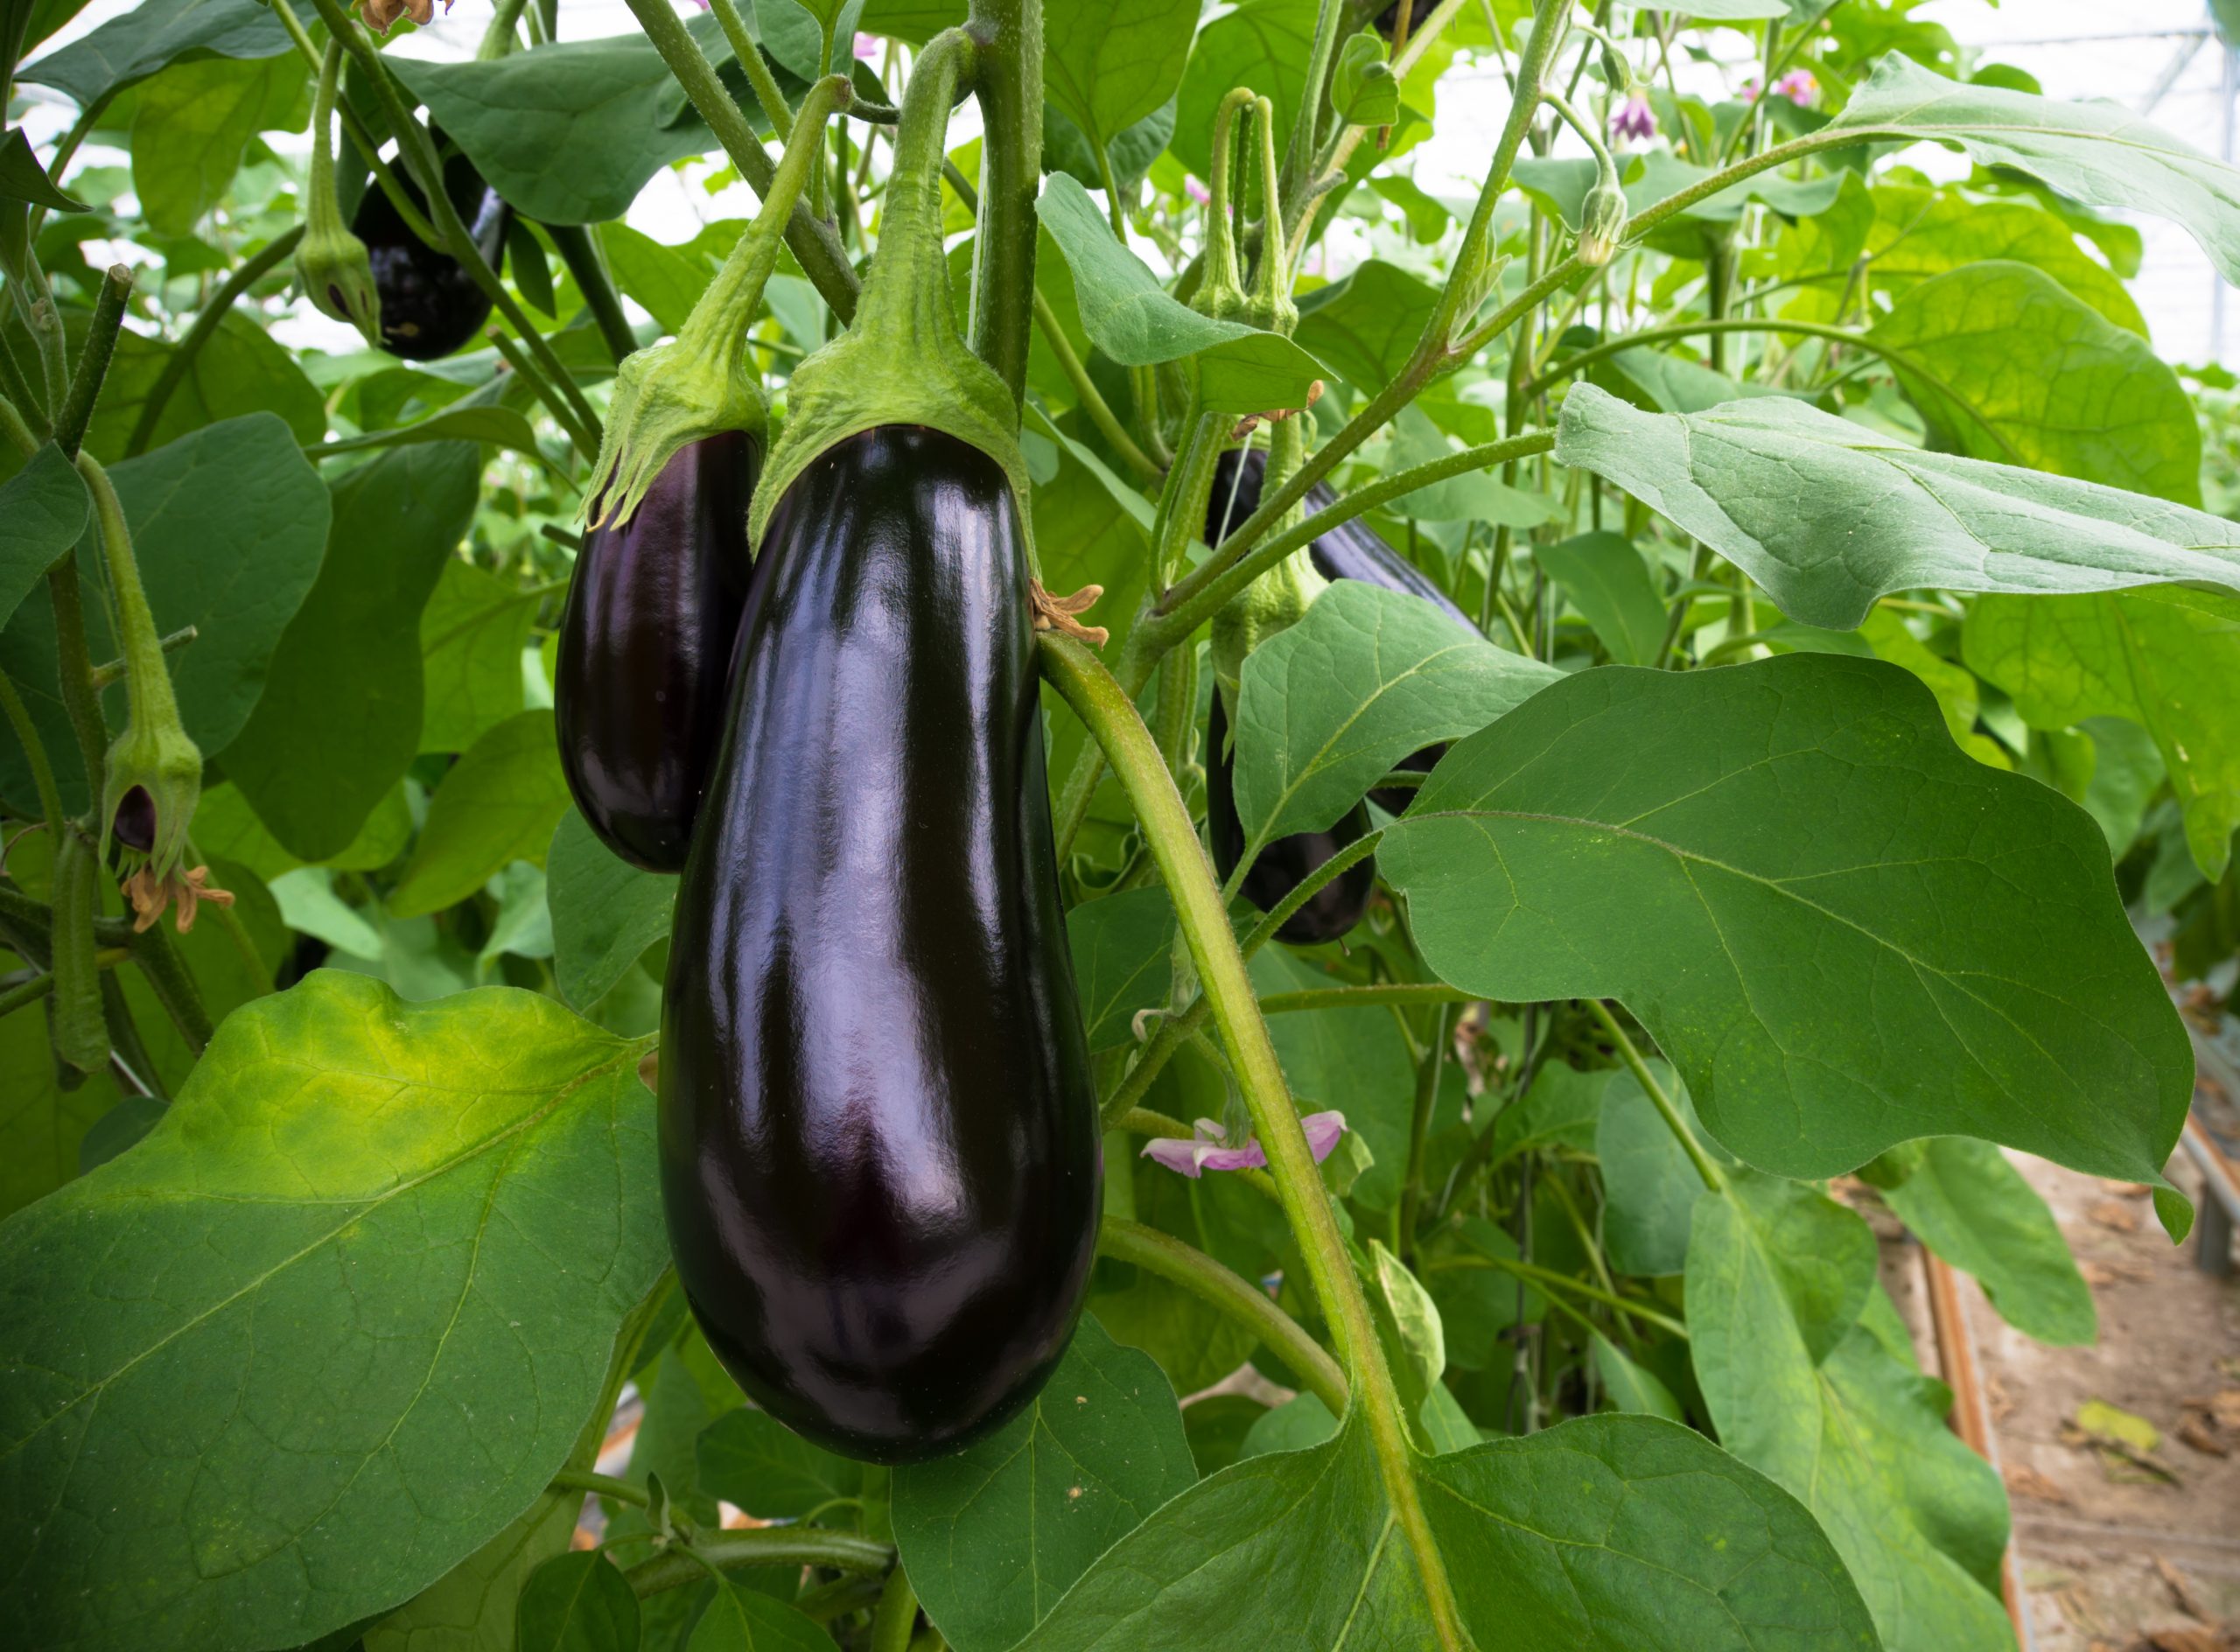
[
  {"left": 0, "top": 336, "right": 48, "bottom": 438},
  {"left": 1424, "top": 1249, "right": 1690, "bottom": 1340},
  {"left": 964, "top": 0, "right": 1042, "bottom": 401},
  {"left": 1032, "top": 291, "right": 1158, "bottom": 480},
  {"left": 625, "top": 1530, "right": 895, "bottom": 1599},
  {"left": 476, "top": 0, "right": 530, "bottom": 58},
  {"left": 0, "top": 668, "right": 64, "bottom": 836},
  {"left": 125, "top": 228, "right": 304, "bottom": 459},
  {"left": 1278, "top": 0, "right": 1345, "bottom": 216},
  {"left": 486, "top": 328, "right": 600, "bottom": 461},
  {"left": 1258, "top": 984, "right": 1476, "bottom": 1016},
  {"left": 706, "top": 0, "right": 797, "bottom": 137},
  {"left": 1586, "top": 998, "right": 1725, "bottom": 1192},
  {"left": 547, "top": 1467, "right": 648, "bottom": 1507},
  {"left": 1100, "top": 1215, "right": 1348, "bottom": 1414},
  {"left": 46, "top": 825, "right": 109, "bottom": 1074},
  {"left": 543, "top": 224, "right": 637, "bottom": 366},
  {"left": 871, "top": 1565, "right": 920, "bottom": 1652},
  {"left": 1039, "top": 633, "right": 1469, "bottom": 1651},
  {"left": 52, "top": 263, "right": 130, "bottom": 459}
]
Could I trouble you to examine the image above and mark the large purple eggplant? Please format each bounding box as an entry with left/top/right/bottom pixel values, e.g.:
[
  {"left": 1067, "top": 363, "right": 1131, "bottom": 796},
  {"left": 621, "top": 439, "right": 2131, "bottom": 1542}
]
[{"left": 354, "top": 144, "right": 510, "bottom": 361}]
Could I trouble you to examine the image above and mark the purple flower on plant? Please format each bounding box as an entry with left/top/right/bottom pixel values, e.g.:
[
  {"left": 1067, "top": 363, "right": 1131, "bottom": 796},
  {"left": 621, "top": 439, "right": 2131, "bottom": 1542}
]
[
  {"left": 1141, "top": 1111, "right": 1348, "bottom": 1179},
  {"left": 1773, "top": 68, "right": 1818, "bottom": 107},
  {"left": 1612, "top": 94, "right": 1656, "bottom": 143},
  {"left": 853, "top": 31, "right": 880, "bottom": 60},
  {"left": 1185, "top": 174, "right": 1212, "bottom": 204}
]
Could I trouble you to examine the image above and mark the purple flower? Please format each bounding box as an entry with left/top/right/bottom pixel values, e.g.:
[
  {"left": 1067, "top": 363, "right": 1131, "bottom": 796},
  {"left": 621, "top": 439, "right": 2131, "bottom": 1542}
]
[
  {"left": 853, "top": 31, "right": 880, "bottom": 60},
  {"left": 1142, "top": 1112, "right": 1349, "bottom": 1179},
  {"left": 1611, "top": 94, "right": 1656, "bottom": 144},
  {"left": 1773, "top": 68, "right": 1818, "bottom": 107},
  {"left": 1185, "top": 174, "right": 1212, "bottom": 204}
]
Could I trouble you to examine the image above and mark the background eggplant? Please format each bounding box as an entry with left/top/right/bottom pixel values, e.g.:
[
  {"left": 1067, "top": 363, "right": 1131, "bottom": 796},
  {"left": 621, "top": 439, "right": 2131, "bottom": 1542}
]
[
  {"left": 554, "top": 432, "right": 759, "bottom": 874},
  {"left": 353, "top": 144, "right": 510, "bottom": 360},
  {"left": 1210, "top": 448, "right": 1474, "bottom": 813},
  {"left": 660, "top": 426, "right": 1100, "bottom": 1463},
  {"left": 1206, "top": 689, "right": 1376, "bottom": 945}
]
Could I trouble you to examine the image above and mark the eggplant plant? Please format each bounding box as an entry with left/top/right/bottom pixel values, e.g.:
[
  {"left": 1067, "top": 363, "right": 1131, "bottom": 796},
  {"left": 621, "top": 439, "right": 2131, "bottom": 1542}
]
[{"left": 0, "top": 1, "right": 2234, "bottom": 1649}]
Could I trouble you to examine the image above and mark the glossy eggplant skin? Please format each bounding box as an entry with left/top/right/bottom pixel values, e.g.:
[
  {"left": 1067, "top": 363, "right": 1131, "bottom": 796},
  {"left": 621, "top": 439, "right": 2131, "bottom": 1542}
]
[
  {"left": 661, "top": 426, "right": 1101, "bottom": 1463},
  {"left": 555, "top": 432, "right": 759, "bottom": 873},
  {"left": 1207, "top": 690, "right": 1376, "bottom": 946},
  {"left": 353, "top": 147, "right": 510, "bottom": 360},
  {"left": 1209, "top": 449, "right": 1474, "bottom": 815}
]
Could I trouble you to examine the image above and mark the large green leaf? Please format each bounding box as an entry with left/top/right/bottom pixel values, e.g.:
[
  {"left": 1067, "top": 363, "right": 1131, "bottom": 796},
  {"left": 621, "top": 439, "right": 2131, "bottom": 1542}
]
[
  {"left": 1035, "top": 173, "right": 1326, "bottom": 414},
  {"left": 1041, "top": 0, "right": 1195, "bottom": 162},
  {"left": 18, "top": 0, "right": 286, "bottom": 107},
  {"left": 514, "top": 1553, "right": 640, "bottom": 1652},
  {"left": 1687, "top": 1173, "right": 2012, "bottom": 1652},
  {"left": 130, "top": 52, "right": 300, "bottom": 235},
  {"left": 1964, "top": 585, "right": 2240, "bottom": 882},
  {"left": 387, "top": 16, "right": 749, "bottom": 226},
  {"left": 1532, "top": 532, "right": 1668, "bottom": 667},
  {"left": 0, "top": 973, "right": 668, "bottom": 1652},
  {"left": 1824, "top": 53, "right": 2240, "bottom": 285},
  {"left": 1872, "top": 1138, "right": 2095, "bottom": 1348},
  {"left": 84, "top": 310, "right": 327, "bottom": 463},
  {"left": 389, "top": 710, "right": 572, "bottom": 919},
  {"left": 220, "top": 443, "right": 480, "bottom": 861},
  {"left": 362, "top": 1488, "right": 581, "bottom": 1652},
  {"left": 0, "top": 443, "right": 88, "bottom": 631},
  {"left": 695, "top": 1406, "right": 862, "bottom": 1522},
  {"left": 545, "top": 808, "right": 677, "bottom": 1012},
  {"left": 1553, "top": 384, "right": 2240, "bottom": 631},
  {"left": 1293, "top": 260, "right": 1442, "bottom": 395},
  {"left": 1232, "top": 581, "right": 1558, "bottom": 847},
  {"left": 1378, "top": 654, "right": 2193, "bottom": 1208},
  {"left": 1845, "top": 185, "right": 2145, "bottom": 335},
  {"left": 418, "top": 559, "right": 537, "bottom": 755},
  {"left": 1021, "top": 1405, "right": 1876, "bottom": 1648},
  {"left": 687, "top": 1579, "right": 837, "bottom": 1652},
  {"left": 1868, "top": 261, "right": 2199, "bottom": 504},
  {"left": 894, "top": 1313, "right": 1197, "bottom": 1652},
  {"left": 0, "top": 412, "right": 331, "bottom": 817},
  {"left": 1064, "top": 886, "right": 1173, "bottom": 1054}
]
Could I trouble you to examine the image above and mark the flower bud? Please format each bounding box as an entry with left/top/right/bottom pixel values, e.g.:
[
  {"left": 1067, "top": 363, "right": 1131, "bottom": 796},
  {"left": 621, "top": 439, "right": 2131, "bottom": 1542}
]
[
  {"left": 296, "top": 218, "right": 383, "bottom": 349},
  {"left": 101, "top": 705, "right": 202, "bottom": 881},
  {"left": 1578, "top": 180, "right": 1629, "bottom": 268}
]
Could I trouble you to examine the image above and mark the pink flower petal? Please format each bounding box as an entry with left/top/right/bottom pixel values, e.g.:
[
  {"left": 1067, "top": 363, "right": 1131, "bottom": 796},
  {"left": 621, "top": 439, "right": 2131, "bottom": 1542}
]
[
  {"left": 853, "top": 32, "right": 880, "bottom": 60},
  {"left": 1142, "top": 1137, "right": 1211, "bottom": 1177},
  {"left": 1198, "top": 1140, "right": 1271, "bottom": 1172},
  {"left": 1300, "top": 1110, "right": 1349, "bottom": 1164}
]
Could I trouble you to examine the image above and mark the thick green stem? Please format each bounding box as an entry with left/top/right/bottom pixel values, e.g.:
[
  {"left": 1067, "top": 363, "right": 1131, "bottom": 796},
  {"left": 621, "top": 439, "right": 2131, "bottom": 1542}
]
[
  {"left": 476, "top": 0, "right": 530, "bottom": 58},
  {"left": 125, "top": 228, "right": 304, "bottom": 458},
  {"left": 964, "top": 0, "right": 1041, "bottom": 401},
  {"left": 549, "top": 1467, "right": 648, "bottom": 1507},
  {"left": 1278, "top": 0, "right": 1345, "bottom": 215},
  {"left": 1100, "top": 1216, "right": 1348, "bottom": 1414},
  {"left": 1039, "top": 634, "right": 1467, "bottom": 1651},
  {"left": 871, "top": 1564, "right": 920, "bottom": 1652},
  {"left": 624, "top": 1530, "right": 894, "bottom": 1599},
  {"left": 53, "top": 263, "right": 130, "bottom": 459},
  {"left": 544, "top": 223, "right": 637, "bottom": 366},
  {"left": 1585, "top": 998, "right": 1724, "bottom": 1193},
  {"left": 266, "top": 0, "right": 439, "bottom": 248}
]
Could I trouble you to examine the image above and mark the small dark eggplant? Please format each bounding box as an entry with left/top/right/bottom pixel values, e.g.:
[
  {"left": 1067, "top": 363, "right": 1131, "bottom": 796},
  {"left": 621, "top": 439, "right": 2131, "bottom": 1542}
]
[
  {"left": 554, "top": 432, "right": 759, "bottom": 873},
  {"left": 1209, "top": 448, "right": 1474, "bottom": 813},
  {"left": 660, "top": 426, "right": 1101, "bottom": 1463},
  {"left": 1206, "top": 689, "right": 1376, "bottom": 946},
  {"left": 353, "top": 145, "right": 510, "bottom": 360}
]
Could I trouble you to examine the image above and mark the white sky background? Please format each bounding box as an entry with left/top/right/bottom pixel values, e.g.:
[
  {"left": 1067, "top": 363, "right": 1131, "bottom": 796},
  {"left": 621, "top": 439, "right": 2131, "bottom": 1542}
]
[{"left": 17, "top": 0, "right": 2240, "bottom": 362}]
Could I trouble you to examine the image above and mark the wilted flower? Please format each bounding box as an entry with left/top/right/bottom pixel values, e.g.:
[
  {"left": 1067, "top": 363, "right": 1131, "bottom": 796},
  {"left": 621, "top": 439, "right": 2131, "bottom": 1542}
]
[
  {"left": 1612, "top": 94, "right": 1656, "bottom": 144},
  {"left": 1141, "top": 1111, "right": 1348, "bottom": 1179},
  {"left": 357, "top": 0, "right": 448, "bottom": 33}
]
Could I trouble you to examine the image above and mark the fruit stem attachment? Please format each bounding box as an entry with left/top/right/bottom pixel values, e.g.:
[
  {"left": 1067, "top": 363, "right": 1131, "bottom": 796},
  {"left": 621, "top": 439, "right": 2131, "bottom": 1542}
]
[{"left": 1038, "top": 631, "right": 1467, "bottom": 1651}]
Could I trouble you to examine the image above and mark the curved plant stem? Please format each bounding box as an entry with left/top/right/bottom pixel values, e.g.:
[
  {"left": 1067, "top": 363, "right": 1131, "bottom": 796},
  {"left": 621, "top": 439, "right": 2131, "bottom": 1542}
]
[
  {"left": 1424, "top": 1250, "right": 1690, "bottom": 1340},
  {"left": 0, "top": 668, "right": 66, "bottom": 837},
  {"left": 1100, "top": 1216, "right": 1348, "bottom": 1414},
  {"left": 619, "top": 0, "right": 861, "bottom": 322},
  {"left": 486, "top": 328, "right": 599, "bottom": 461},
  {"left": 624, "top": 1530, "right": 895, "bottom": 1599},
  {"left": 125, "top": 227, "right": 304, "bottom": 458},
  {"left": 1040, "top": 634, "right": 1468, "bottom": 1651},
  {"left": 964, "top": 0, "right": 1041, "bottom": 401},
  {"left": 549, "top": 1467, "right": 647, "bottom": 1507},
  {"left": 707, "top": 0, "right": 797, "bottom": 136},
  {"left": 1257, "top": 984, "right": 1477, "bottom": 1016},
  {"left": 1033, "top": 290, "right": 1158, "bottom": 480},
  {"left": 1586, "top": 998, "right": 1725, "bottom": 1193}
]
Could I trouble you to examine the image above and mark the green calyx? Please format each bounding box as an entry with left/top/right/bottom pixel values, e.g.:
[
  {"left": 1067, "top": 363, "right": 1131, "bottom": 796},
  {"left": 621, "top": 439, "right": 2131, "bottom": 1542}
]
[
  {"left": 586, "top": 74, "right": 852, "bottom": 528},
  {"left": 1578, "top": 180, "right": 1628, "bottom": 268},
  {"left": 1240, "top": 96, "right": 1296, "bottom": 337},
  {"left": 81, "top": 457, "right": 200, "bottom": 879},
  {"left": 1191, "top": 88, "right": 1258, "bottom": 326},
  {"left": 298, "top": 38, "right": 382, "bottom": 349},
  {"left": 749, "top": 31, "right": 1034, "bottom": 561}
]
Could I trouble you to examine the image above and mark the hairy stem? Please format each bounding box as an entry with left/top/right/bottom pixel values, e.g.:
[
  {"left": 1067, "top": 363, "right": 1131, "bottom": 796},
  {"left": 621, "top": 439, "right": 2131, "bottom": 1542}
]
[
  {"left": 624, "top": 1530, "right": 895, "bottom": 1598},
  {"left": 962, "top": 0, "right": 1043, "bottom": 402},
  {"left": 53, "top": 263, "right": 130, "bottom": 459}
]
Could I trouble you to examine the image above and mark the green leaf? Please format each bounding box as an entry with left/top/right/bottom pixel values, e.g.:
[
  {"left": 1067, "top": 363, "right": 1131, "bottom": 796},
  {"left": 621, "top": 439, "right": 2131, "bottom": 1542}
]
[
  {"left": 0, "top": 944, "right": 117, "bottom": 1217},
  {"left": 600, "top": 220, "right": 717, "bottom": 338},
  {"left": 695, "top": 1407, "right": 863, "bottom": 1522},
  {"left": 1065, "top": 886, "right": 1173, "bottom": 1053},
  {"left": 1849, "top": 184, "right": 2146, "bottom": 337},
  {"left": 130, "top": 52, "right": 299, "bottom": 236},
  {"left": 546, "top": 808, "right": 678, "bottom": 1012},
  {"left": 1040, "top": 0, "right": 1196, "bottom": 159},
  {"left": 893, "top": 1313, "right": 1196, "bottom": 1652},
  {"left": 1232, "top": 581, "right": 1559, "bottom": 846},
  {"left": 1872, "top": 1137, "right": 2096, "bottom": 1347},
  {"left": 0, "top": 972, "right": 668, "bottom": 1652},
  {"left": 0, "top": 442, "right": 88, "bottom": 630},
  {"left": 1035, "top": 173, "right": 1326, "bottom": 415},
  {"left": 1379, "top": 654, "right": 2193, "bottom": 1205},
  {"left": 1687, "top": 1173, "right": 2012, "bottom": 1652},
  {"left": 1533, "top": 532, "right": 1668, "bottom": 666},
  {"left": 515, "top": 1553, "right": 641, "bottom": 1652},
  {"left": 18, "top": 0, "right": 287, "bottom": 107},
  {"left": 1554, "top": 383, "right": 2240, "bottom": 631},
  {"left": 0, "top": 412, "right": 331, "bottom": 817},
  {"left": 362, "top": 1488, "right": 580, "bottom": 1652},
  {"left": 85, "top": 309, "right": 327, "bottom": 462},
  {"left": 1825, "top": 53, "right": 2240, "bottom": 286},
  {"left": 220, "top": 442, "right": 480, "bottom": 860},
  {"left": 1590, "top": 1334, "right": 1682, "bottom": 1421},
  {"left": 388, "top": 16, "right": 753, "bottom": 226},
  {"left": 1596, "top": 1061, "right": 1713, "bottom": 1278},
  {"left": 1328, "top": 32, "right": 1399, "bottom": 127},
  {"left": 1025, "top": 1405, "right": 1877, "bottom": 1648},
  {"left": 389, "top": 710, "right": 572, "bottom": 919},
  {"left": 1491, "top": 1061, "right": 1605, "bottom": 1160},
  {"left": 1294, "top": 259, "right": 1441, "bottom": 394},
  {"left": 419, "top": 559, "right": 537, "bottom": 755},
  {"left": 1868, "top": 260, "right": 2200, "bottom": 504},
  {"left": 1089, "top": 1266, "right": 1256, "bottom": 1398},
  {"left": 686, "top": 1579, "right": 838, "bottom": 1652},
  {"left": 0, "top": 126, "right": 86, "bottom": 211},
  {"left": 1964, "top": 585, "right": 2240, "bottom": 881}
]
